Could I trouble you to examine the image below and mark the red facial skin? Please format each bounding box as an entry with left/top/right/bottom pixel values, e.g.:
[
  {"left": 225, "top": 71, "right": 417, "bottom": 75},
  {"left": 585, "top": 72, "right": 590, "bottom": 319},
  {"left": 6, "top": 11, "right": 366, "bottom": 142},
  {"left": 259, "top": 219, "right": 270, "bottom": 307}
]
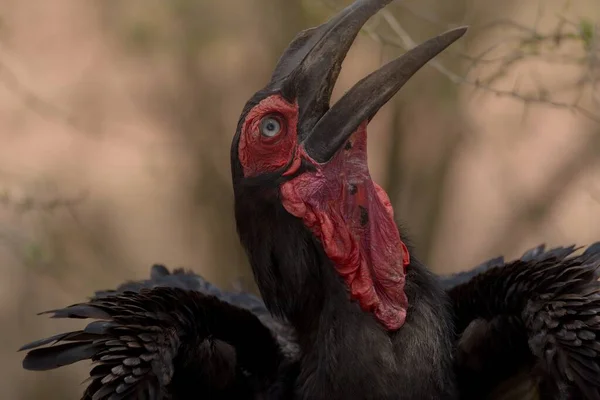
[
  {"left": 238, "top": 94, "right": 410, "bottom": 331},
  {"left": 238, "top": 96, "right": 300, "bottom": 177}
]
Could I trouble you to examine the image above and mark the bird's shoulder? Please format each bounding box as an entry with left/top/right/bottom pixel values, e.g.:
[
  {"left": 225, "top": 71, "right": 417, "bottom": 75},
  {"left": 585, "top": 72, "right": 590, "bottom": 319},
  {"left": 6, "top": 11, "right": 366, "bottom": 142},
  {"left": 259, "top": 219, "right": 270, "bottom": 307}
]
[
  {"left": 93, "top": 264, "right": 299, "bottom": 358},
  {"left": 448, "top": 241, "right": 600, "bottom": 399}
]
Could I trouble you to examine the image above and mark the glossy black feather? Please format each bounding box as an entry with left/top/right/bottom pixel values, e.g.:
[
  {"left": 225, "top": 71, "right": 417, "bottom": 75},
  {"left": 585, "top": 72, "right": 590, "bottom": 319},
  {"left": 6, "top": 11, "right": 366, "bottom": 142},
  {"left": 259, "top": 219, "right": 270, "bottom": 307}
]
[
  {"left": 93, "top": 265, "right": 298, "bottom": 359},
  {"left": 450, "top": 241, "right": 600, "bottom": 399},
  {"left": 439, "top": 243, "right": 598, "bottom": 291},
  {"left": 20, "top": 286, "right": 292, "bottom": 400},
  {"left": 20, "top": 244, "right": 600, "bottom": 399}
]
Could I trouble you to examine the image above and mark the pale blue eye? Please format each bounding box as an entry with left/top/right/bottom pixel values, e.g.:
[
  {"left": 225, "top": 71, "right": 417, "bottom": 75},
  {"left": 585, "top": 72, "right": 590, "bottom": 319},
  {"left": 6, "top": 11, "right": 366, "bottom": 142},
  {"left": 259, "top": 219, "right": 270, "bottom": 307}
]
[{"left": 260, "top": 116, "right": 282, "bottom": 137}]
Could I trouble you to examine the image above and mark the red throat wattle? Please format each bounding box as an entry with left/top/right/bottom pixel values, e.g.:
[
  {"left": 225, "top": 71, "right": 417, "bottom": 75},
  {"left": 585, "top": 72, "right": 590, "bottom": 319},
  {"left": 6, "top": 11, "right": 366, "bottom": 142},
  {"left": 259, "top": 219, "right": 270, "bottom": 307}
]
[{"left": 238, "top": 95, "right": 410, "bottom": 331}]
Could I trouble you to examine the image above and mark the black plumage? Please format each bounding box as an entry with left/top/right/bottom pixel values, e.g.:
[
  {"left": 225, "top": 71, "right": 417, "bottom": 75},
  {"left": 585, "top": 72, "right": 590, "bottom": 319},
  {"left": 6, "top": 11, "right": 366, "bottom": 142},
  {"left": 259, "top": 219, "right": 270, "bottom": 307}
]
[
  {"left": 18, "top": 0, "right": 600, "bottom": 399},
  {"left": 92, "top": 265, "right": 299, "bottom": 359},
  {"left": 451, "top": 243, "right": 600, "bottom": 399},
  {"left": 440, "top": 243, "right": 600, "bottom": 291},
  {"left": 225, "top": 0, "right": 600, "bottom": 396},
  {"left": 20, "top": 271, "right": 296, "bottom": 400},
  {"left": 20, "top": 244, "right": 600, "bottom": 399}
]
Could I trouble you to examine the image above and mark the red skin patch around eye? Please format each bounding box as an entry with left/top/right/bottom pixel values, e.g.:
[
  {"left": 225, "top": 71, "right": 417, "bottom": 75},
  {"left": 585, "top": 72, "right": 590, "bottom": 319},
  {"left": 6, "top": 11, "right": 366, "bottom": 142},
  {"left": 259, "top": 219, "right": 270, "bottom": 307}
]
[
  {"left": 238, "top": 95, "right": 300, "bottom": 177},
  {"left": 238, "top": 96, "right": 410, "bottom": 331}
]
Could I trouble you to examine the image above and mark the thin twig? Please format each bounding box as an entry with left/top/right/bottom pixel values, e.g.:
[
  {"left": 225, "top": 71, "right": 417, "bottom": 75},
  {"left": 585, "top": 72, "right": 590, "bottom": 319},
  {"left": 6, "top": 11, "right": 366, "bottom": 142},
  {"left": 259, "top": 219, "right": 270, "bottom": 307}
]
[{"left": 374, "top": 9, "right": 600, "bottom": 124}]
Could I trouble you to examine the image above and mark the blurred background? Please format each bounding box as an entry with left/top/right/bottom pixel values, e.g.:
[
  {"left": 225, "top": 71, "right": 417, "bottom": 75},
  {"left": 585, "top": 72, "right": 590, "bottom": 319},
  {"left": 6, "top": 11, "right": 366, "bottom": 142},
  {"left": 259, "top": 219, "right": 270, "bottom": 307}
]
[{"left": 1, "top": 0, "right": 598, "bottom": 397}]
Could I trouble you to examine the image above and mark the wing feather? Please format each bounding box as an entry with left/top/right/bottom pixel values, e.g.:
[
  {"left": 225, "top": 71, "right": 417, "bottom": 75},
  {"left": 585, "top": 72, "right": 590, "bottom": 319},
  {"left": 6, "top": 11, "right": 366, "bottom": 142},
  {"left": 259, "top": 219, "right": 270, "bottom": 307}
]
[
  {"left": 450, "top": 241, "right": 600, "bottom": 399},
  {"left": 20, "top": 279, "right": 295, "bottom": 399}
]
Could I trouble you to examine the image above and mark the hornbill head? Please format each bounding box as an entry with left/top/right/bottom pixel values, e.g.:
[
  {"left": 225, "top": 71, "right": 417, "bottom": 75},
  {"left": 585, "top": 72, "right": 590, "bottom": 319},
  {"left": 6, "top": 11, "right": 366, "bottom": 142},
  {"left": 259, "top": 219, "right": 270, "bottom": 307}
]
[{"left": 231, "top": 0, "right": 466, "bottom": 331}]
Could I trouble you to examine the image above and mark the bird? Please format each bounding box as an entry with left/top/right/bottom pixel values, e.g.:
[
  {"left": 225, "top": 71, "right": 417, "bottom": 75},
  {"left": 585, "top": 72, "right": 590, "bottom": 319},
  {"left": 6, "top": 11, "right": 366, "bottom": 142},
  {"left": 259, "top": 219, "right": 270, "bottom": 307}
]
[
  {"left": 19, "top": 0, "right": 600, "bottom": 399},
  {"left": 229, "top": 0, "right": 600, "bottom": 397}
]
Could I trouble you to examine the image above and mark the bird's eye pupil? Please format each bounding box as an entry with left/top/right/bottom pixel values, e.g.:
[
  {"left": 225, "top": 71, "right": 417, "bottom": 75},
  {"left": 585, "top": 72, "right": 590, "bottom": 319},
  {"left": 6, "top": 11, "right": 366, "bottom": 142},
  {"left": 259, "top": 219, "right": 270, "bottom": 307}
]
[{"left": 260, "top": 116, "right": 282, "bottom": 138}]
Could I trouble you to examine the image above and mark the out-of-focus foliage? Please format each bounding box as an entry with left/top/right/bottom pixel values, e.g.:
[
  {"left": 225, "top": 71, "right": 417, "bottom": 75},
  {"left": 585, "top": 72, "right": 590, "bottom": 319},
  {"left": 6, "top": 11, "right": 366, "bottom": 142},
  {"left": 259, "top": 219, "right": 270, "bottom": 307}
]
[{"left": 0, "top": 0, "right": 598, "bottom": 398}]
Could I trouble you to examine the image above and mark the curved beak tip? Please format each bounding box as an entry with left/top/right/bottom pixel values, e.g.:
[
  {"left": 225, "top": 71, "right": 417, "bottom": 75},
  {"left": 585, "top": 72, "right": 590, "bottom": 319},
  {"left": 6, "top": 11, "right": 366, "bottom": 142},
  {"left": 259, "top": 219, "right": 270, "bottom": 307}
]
[
  {"left": 271, "top": 0, "right": 469, "bottom": 163},
  {"left": 303, "top": 24, "right": 469, "bottom": 163},
  {"left": 447, "top": 25, "right": 469, "bottom": 39}
]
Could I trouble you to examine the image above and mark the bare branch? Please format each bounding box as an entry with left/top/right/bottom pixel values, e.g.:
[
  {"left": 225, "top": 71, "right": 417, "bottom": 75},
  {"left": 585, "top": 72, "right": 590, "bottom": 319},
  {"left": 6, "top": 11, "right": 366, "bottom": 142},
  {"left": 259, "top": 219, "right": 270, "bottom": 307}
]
[{"left": 359, "top": 6, "right": 600, "bottom": 124}]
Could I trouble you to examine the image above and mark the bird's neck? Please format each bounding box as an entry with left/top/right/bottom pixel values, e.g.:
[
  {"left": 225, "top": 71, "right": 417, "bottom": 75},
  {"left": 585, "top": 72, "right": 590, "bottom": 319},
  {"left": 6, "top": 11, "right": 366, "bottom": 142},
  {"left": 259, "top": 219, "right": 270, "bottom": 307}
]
[
  {"left": 235, "top": 201, "right": 457, "bottom": 398},
  {"left": 287, "top": 258, "right": 458, "bottom": 400},
  {"left": 282, "top": 256, "right": 398, "bottom": 399}
]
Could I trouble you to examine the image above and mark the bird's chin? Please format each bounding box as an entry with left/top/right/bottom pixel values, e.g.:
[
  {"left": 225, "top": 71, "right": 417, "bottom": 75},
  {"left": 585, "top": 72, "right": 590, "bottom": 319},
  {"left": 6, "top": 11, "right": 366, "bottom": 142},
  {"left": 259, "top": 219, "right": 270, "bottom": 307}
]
[{"left": 281, "top": 123, "right": 410, "bottom": 331}]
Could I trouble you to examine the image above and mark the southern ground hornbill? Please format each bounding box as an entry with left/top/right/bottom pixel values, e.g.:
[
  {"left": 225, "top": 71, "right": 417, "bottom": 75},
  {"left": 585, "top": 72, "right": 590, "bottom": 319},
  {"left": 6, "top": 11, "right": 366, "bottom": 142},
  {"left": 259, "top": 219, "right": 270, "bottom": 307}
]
[{"left": 19, "top": 0, "right": 600, "bottom": 399}]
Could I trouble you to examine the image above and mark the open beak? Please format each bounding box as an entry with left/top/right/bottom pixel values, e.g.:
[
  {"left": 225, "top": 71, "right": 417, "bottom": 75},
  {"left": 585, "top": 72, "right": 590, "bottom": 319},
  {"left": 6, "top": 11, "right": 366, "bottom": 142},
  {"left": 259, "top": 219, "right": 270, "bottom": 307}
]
[{"left": 268, "top": 0, "right": 467, "bottom": 163}]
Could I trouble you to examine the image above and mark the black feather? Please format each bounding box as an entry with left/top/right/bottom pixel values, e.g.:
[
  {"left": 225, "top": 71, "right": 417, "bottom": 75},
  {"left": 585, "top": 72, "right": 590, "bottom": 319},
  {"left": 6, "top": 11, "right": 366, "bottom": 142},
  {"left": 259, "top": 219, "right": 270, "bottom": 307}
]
[
  {"left": 20, "top": 284, "right": 294, "bottom": 400},
  {"left": 23, "top": 341, "right": 100, "bottom": 371},
  {"left": 18, "top": 331, "right": 97, "bottom": 351},
  {"left": 451, "top": 241, "right": 600, "bottom": 399}
]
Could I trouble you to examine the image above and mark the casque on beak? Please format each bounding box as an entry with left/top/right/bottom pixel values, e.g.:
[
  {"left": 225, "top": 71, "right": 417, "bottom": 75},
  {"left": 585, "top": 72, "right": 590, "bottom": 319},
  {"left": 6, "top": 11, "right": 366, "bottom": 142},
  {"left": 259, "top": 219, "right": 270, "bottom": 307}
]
[{"left": 266, "top": 0, "right": 467, "bottom": 163}]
